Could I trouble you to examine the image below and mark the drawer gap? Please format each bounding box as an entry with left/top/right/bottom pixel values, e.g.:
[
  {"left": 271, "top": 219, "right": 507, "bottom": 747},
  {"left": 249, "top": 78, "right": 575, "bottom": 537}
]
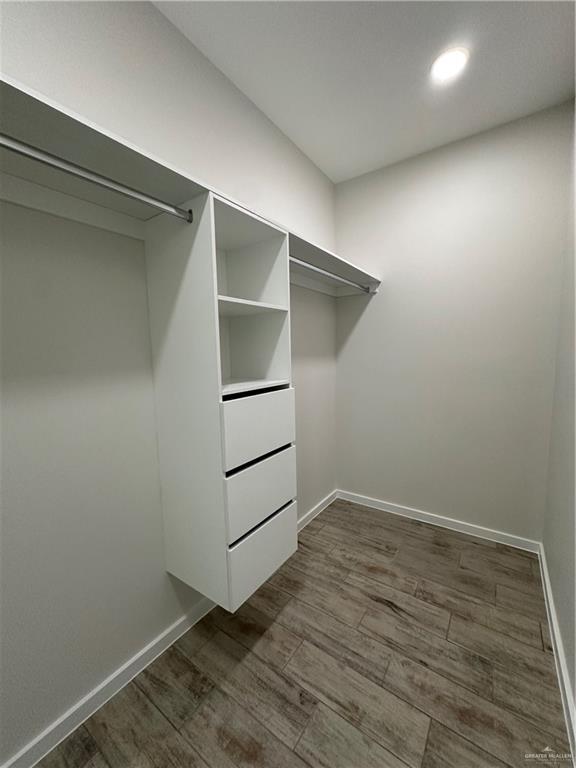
[
  {"left": 225, "top": 443, "right": 292, "bottom": 477},
  {"left": 222, "top": 383, "right": 290, "bottom": 401},
  {"left": 228, "top": 499, "right": 295, "bottom": 548}
]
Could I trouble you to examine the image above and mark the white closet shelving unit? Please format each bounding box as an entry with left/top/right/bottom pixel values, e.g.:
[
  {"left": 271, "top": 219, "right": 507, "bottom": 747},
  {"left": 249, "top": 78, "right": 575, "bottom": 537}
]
[
  {"left": 146, "top": 192, "right": 297, "bottom": 610},
  {"left": 0, "top": 78, "right": 380, "bottom": 612}
]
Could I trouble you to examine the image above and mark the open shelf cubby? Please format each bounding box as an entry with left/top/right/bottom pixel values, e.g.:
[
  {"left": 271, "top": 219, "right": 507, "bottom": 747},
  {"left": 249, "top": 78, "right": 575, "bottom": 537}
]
[
  {"left": 214, "top": 198, "right": 289, "bottom": 307},
  {"left": 214, "top": 198, "right": 291, "bottom": 396},
  {"left": 219, "top": 309, "right": 290, "bottom": 396}
]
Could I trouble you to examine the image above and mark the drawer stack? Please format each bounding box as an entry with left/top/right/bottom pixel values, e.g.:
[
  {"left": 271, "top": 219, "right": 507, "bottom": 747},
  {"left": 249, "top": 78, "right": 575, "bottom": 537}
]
[{"left": 222, "top": 388, "right": 297, "bottom": 609}]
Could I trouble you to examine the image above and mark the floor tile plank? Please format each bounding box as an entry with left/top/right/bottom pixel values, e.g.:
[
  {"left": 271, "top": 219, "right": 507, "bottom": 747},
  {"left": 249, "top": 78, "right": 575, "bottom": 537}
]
[
  {"left": 176, "top": 617, "right": 217, "bottom": 659},
  {"left": 190, "top": 630, "right": 317, "bottom": 748},
  {"left": 318, "top": 522, "right": 402, "bottom": 556},
  {"left": 269, "top": 564, "right": 364, "bottom": 627},
  {"left": 285, "top": 641, "right": 430, "bottom": 768},
  {"left": 460, "top": 551, "right": 542, "bottom": 596},
  {"left": 460, "top": 547, "right": 533, "bottom": 575},
  {"left": 448, "top": 615, "right": 558, "bottom": 686},
  {"left": 296, "top": 703, "right": 409, "bottom": 768},
  {"left": 344, "top": 572, "right": 450, "bottom": 636},
  {"left": 245, "top": 583, "right": 293, "bottom": 619},
  {"left": 207, "top": 603, "right": 302, "bottom": 670},
  {"left": 181, "top": 688, "right": 309, "bottom": 768},
  {"left": 416, "top": 578, "right": 543, "bottom": 648},
  {"left": 384, "top": 655, "right": 570, "bottom": 768},
  {"left": 134, "top": 646, "right": 214, "bottom": 730},
  {"left": 422, "top": 721, "right": 509, "bottom": 768},
  {"left": 495, "top": 585, "right": 547, "bottom": 621},
  {"left": 493, "top": 664, "right": 567, "bottom": 740},
  {"left": 85, "top": 683, "right": 207, "bottom": 768},
  {"left": 395, "top": 544, "right": 496, "bottom": 602},
  {"left": 284, "top": 548, "right": 350, "bottom": 582},
  {"left": 321, "top": 503, "right": 439, "bottom": 547},
  {"left": 297, "top": 528, "right": 336, "bottom": 555},
  {"left": 274, "top": 597, "right": 392, "bottom": 684},
  {"left": 333, "top": 550, "right": 418, "bottom": 594},
  {"left": 37, "top": 727, "right": 109, "bottom": 768},
  {"left": 360, "top": 608, "right": 493, "bottom": 697},
  {"left": 302, "top": 518, "right": 325, "bottom": 536}
]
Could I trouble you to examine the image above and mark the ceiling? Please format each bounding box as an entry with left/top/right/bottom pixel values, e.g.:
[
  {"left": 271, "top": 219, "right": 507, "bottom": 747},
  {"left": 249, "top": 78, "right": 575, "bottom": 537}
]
[{"left": 156, "top": 2, "right": 575, "bottom": 183}]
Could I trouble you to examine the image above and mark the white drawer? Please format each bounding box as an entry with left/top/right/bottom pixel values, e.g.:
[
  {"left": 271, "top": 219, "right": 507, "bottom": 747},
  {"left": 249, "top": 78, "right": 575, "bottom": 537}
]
[
  {"left": 226, "top": 447, "right": 296, "bottom": 543},
  {"left": 221, "top": 388, "right": 295, "bottom": 471},
  {"left": 227, "top": 501, "right": 297, "bottom": 611}
]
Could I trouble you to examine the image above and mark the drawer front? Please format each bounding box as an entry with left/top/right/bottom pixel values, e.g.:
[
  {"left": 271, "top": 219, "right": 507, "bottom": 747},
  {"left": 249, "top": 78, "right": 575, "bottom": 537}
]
[
  {"left": 227, "top": 501, "right": 297, "bottom": 611},
  {"left": 226, "top": 447, "right": 296, "bottom": 543},
  {"left": 221, "top": 388, "right": 295, "bottom": 471}
]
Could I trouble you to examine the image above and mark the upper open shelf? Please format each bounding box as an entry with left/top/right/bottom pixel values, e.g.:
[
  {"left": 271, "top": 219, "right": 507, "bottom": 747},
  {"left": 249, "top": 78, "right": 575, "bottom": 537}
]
[
  {"left": 289, "top": 234, "right": 380, "bottom": 297},
  {"left": 1, "top": 79, "right": 381, "bottom": 298},
  {"left": 0, "top": 80, "right": 205, "bottom": 220},
  {"left": 214, "top": 197, "right": 289, "bottom": 307}
]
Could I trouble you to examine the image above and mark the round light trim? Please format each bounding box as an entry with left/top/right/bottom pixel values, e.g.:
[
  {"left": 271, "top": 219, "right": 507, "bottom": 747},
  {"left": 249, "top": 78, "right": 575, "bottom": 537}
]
[{"left": 430, "top": 47, "right": 469, "bottom": 84}]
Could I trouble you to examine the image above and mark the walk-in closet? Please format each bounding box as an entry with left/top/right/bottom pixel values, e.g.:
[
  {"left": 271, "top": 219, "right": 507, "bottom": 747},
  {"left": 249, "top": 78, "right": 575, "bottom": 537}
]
[{"left": 1, "top": 3, "right": 574, "bottom": 768}]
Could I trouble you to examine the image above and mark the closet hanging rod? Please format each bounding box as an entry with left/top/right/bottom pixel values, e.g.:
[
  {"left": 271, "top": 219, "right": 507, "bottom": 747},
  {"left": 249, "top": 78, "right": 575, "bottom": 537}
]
[
  {"left": 0, "top": 134, "right": 193, "bottom": 223},
  {"left": 289, "top": 255, "right": 371, "bottom": 294}
]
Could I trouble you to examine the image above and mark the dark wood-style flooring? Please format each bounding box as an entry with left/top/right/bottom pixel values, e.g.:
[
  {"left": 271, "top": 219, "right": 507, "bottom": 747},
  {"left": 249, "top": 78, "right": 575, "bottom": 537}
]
[{"left": 39, "top": 500, "right": 571, "bottom": 768}]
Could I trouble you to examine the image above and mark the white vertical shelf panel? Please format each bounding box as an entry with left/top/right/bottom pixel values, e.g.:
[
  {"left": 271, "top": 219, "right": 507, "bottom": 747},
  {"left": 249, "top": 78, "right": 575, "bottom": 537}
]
[{"left": 145, "top": 191, "right": 228, "bottom": 605}]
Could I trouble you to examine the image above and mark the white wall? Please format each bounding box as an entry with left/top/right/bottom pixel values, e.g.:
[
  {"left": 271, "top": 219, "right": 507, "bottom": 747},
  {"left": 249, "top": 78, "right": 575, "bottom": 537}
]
[
  {"left": 0, "top": 3, "right": 337, "bottom": 764},
  {"left": 543, "top": 182, "right": 575, "bottom": 697},
  {"left": 290, "top": 285, "right": 337, "bottom": 519},
  {"left": 0, "top": 202, "right": 200, "bottom": 763},
  {"left": 335, "top": 103, "right": 573, "bottom": 540},
  {"left": 0, "top": 1, "right": 335, "bottom": 249}
]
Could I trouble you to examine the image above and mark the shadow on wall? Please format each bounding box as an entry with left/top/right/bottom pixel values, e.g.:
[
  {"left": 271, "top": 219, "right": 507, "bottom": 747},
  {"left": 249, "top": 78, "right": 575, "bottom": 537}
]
[{"left": 335, "top": 291, "right": 378, "bottom": 354}]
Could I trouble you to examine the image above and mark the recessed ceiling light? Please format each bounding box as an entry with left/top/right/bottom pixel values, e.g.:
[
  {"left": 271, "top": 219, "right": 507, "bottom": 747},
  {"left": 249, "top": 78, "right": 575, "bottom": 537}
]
[{"left": 430, "top": 47, "right": 469, "bottom": 85}]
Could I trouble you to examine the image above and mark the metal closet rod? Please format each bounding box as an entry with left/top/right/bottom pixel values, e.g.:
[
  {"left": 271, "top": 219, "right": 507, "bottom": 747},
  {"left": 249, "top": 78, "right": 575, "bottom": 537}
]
[
  {"left": 0, "top": 134, "right": 193, "bottom": 223},
  {"left": 289, "top": 255, "right": 371, "bottom": 294}
]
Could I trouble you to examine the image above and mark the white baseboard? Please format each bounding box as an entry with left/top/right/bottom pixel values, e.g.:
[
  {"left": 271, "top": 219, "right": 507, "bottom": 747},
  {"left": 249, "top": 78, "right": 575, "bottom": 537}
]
[
  {"left": 3, "top": 597, "right": 215, "bottom": 768},
  {"left": 297, "top": 489, "right": 338, "bottom": 532},
  {"left": 336, "top": 489, "right": 540, "bottom": 553},
  {"left": 538, "top": 544, "right": 576, "bottom": 761}
]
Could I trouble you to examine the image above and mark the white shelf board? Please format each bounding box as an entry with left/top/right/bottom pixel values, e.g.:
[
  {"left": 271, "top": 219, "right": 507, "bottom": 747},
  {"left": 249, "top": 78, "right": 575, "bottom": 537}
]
[
  {"left": 0, "top": 80, "right": 207, "bottom": 220},
  {"left": 218, "top": 295, "right": 289, "bottom": 316},
  {"left": 221, "top": 378, "right": 290, "bottom": 396},
  {"left": 289, "top": 233, "right": 381, "bottom": 295},
  {"left": 290, "top": 261, "right": 366, "bottom": 297}
]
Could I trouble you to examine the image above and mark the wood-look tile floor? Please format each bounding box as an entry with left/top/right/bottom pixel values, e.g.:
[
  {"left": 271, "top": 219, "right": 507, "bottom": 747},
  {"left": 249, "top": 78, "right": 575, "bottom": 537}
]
[{"left": 39, "top": 500, "right": 571, "bottom": 768}]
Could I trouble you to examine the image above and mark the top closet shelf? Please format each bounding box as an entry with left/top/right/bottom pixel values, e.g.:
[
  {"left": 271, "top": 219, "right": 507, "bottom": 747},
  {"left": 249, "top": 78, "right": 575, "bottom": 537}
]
[
  {"left": 289, "top": 234, "right": 380, "bottom": 297},
  {"left": 0, "top": 81, "right": 206, "bottom": 221},
  {"left": 218, "top": 296, "right": 288, "bottom": 316},
  {"left": 1, "top": 80, "right": 380, "bottom": 299}
]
